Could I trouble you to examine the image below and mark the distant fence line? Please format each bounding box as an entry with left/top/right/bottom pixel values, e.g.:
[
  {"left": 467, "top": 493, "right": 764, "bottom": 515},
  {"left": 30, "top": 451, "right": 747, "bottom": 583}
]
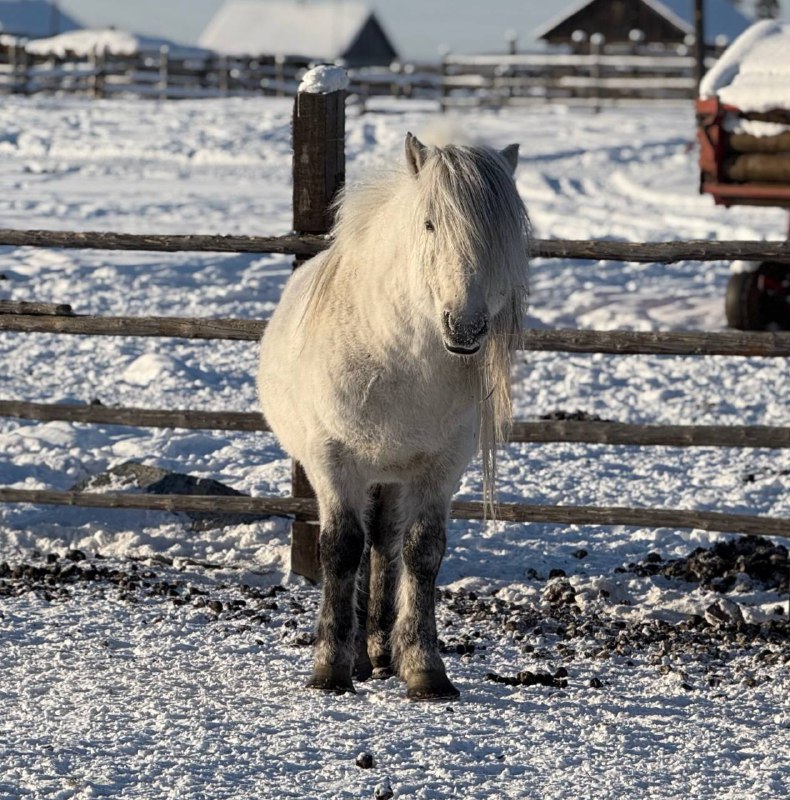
[{"left": 0, "top": 40, "right": 714, "bottom": 107}]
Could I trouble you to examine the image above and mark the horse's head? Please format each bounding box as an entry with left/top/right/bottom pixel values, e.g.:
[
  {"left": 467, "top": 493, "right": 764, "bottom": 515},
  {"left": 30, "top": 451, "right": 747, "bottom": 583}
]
[{"left": 405, "top": 132, "right": 529, "bottom": 357}]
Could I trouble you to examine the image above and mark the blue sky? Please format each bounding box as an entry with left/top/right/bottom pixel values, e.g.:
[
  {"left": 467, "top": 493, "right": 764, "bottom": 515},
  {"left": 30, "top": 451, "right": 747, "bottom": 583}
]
[{"left": 57, "top": 0, "right": 790, "bottom": 60}]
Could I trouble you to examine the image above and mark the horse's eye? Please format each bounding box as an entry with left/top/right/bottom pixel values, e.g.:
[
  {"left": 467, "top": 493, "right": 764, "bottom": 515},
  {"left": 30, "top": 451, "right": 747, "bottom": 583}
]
[{"left": 424, "top": 220, "right": 435, "bottom": 232}]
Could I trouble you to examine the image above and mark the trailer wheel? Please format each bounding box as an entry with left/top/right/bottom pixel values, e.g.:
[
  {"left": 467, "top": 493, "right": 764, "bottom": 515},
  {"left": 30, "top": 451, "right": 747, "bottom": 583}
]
[
  {"left": 725, "top": 270, "right": 762, "bottom": 330},
  {"left": 725, "top": 262, "right": 790, "bottom": 331}
]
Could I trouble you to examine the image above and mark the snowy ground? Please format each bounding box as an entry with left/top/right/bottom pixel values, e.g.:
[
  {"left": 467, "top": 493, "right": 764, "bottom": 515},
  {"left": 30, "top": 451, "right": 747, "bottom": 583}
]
[{"left": 0, "top": 95, "right": 788, "bottom": 799}]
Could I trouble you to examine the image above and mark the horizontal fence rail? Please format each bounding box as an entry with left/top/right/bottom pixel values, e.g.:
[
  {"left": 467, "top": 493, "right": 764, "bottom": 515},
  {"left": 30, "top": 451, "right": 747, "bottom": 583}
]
[
  {"left": 1, "top": 229, "right": 789, "bottom": 263},
  {"left": 3, "top": 401, "right": 790, "bottom": 449},
  {"left": 3, "top": 312, "right": 790, "bottom": 356},
  {"left": 0, "top": 488, "right": 786, "bottom": 539}
]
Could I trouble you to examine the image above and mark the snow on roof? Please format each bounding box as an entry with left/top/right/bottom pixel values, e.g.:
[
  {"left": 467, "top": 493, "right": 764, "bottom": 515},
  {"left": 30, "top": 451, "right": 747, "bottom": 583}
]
[
  {"left": 700, "top": 20, "right": 790, "bottom": 112},
  {"left": 27, "top": 28, "right": 138, "bottom": 57},
  {"left": 198, "top": 0, "right": 373, "bottom": 58},
  {"left": 533, "top": 0, "right": 750, "bottom": 45},
  {"left": 25, "top": 28, "right": 212, "bottom": 60},
  {"left": 0, "top": 0, "right": 81, "bottom": 38}
]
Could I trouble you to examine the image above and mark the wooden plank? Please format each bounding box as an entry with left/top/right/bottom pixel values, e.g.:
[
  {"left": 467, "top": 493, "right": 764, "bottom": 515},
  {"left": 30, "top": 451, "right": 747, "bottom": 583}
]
[
  {"left": 0, "top": 229, "right": 328, "bottom": 257},
  {"left": 3, "top": 401, "right": 790, "bottom": 449},
  {"left": 1, "top": 229, "right": 789, "bottom": 263},
  {"left": 521, "top": 328, "right": 790, "bottom": 357},
  {"left": 0, "top": 313, "right": 266, "bottom": 340},
  {"left": 3, "top": 314, "right": 790, "bottom": 356},
  {"left": 0, "top": 401, "right": 270, "bottom": 432},
  {"left": 509, "top": 420, "right": 790, "bottom": 448},
  {"left": 0, "top": 487, "right": 786, "bottom": 538}
]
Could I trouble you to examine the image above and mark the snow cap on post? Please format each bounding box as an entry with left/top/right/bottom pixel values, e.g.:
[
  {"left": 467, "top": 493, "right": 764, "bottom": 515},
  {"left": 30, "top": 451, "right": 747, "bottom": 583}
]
[{"left": 298, "top": 65, "right": 349, "bottom": 95}]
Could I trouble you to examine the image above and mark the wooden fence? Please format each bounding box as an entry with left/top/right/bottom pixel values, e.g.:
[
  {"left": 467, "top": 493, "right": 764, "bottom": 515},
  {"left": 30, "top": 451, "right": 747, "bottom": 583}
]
[
  {"left": 0, "top": 39, "right": 714, "bottom": 108},
  {"left": 1, "top": 83, "right": 789, "bottom": 581}
]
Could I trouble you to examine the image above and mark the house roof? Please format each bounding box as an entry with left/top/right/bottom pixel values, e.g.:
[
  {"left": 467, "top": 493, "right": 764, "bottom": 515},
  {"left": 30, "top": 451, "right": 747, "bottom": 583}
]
[
  {"left": 198, "top": 1, "right": 377, "bottom": 59},
  {"left": 534, "top": 0, "right": 751, "bottom": 46},
  {"left": 0, "top": 0, "right": 81, "bottom": 38}
]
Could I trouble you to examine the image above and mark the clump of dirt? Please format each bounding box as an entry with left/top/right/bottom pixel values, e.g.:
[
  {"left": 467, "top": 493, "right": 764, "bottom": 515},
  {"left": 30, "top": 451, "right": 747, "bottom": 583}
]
[
  {"left": 623, "top": 535, "right": 788, "bottom": 594},
  {"left": 538, "top": 409, "right": 611, "bottom": 422}
]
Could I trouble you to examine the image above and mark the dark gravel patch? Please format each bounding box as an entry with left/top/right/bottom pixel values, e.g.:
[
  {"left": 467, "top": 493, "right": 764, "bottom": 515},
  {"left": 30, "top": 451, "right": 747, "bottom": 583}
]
[
  {"left": 622, "top": 535, "right": 788, "bottom": 594},
  {"left": 1, "top": 536, "right": 787, "bottom": 692}
]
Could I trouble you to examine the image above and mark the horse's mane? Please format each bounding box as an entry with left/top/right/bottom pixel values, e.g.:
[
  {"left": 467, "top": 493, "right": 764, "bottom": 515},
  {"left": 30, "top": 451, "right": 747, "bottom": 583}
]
[{"left": 303, "top": 144, "right": 531, "bottom": 512}]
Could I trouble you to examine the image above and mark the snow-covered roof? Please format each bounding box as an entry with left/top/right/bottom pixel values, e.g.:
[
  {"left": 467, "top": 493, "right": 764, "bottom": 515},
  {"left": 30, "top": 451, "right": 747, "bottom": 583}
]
[
  {"left": 534, "top": 0, "right": 751, "bottom": 45},
  {"left": 700, "top": 20, "right": 790, "bottom": 112},
  {"left": 25, "top": 28, "right": 212, "bottom": 60},
  {"left": 198, "top": 0, "right": 373, "bottom": 58},
  {"left": 0, "top": 0, "right": 81, "bottom": 38}
]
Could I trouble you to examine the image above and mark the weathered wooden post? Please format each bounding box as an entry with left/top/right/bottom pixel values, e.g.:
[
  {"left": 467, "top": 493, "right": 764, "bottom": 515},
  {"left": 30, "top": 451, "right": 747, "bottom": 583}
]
[
  {"left": 90, "top": 46, "right": 105, "bottom": 99},
  {"left": 438, "top": 45, "right": 450, "bottom": 113},
  {"left": 289, "top": 65, "right": 347, "bottom": 581},
  {"left": 589, "top": 32, "right": 605, "bottom": 113},
  {"left": 158, "top": 45, "right": 170, "bottom": 101}
]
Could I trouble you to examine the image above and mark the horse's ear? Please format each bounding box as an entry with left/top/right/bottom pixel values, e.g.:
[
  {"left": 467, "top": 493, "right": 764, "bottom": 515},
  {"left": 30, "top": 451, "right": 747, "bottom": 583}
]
[
  {"left": 405, "top": 132, "right": 428, "bottom": 176},
  {"left": 500, "top": 144, "right": 519, "bottom": 174}
]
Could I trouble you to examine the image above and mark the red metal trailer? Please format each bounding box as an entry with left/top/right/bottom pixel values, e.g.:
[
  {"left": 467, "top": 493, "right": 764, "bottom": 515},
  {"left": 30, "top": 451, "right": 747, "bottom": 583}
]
[{"left": 696, "top": 96, "right": 790, "bottom": 330}]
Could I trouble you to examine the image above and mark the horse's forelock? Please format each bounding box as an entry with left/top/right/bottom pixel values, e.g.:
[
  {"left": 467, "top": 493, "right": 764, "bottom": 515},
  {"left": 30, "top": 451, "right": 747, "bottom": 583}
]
[
  {"left": 419, "top": 145, "right": 531, "bottom": 515},
  {"left": 419, "top": 146, "right": 529, "bottom": 270}
]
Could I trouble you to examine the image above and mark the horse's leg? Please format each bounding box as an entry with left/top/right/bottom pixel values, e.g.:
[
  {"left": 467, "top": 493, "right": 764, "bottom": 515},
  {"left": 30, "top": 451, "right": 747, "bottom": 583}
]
[
  {"left": 307, "top": 468, "right": 367, "bottom": 694},
  {"left": 353, "top": 537, "right": 373, "bottom": 681},
  {"left": 392, "top": 483, "right": 459, "bottom": 701},
  {"left": 366, "top": 483, "right": 401, "bottom": 679}
]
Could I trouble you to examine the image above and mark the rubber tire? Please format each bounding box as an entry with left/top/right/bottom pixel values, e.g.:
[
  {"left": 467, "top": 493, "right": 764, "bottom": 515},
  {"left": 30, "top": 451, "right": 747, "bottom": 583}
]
[{"left": 725, "top": 270, "right": 763, "bottom": 330}]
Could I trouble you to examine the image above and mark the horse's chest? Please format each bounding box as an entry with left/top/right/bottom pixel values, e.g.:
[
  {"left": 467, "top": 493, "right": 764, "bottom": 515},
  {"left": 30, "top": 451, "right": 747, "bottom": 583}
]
[{"left": 327, "top": 359, "right": 477, "bottom": 458}]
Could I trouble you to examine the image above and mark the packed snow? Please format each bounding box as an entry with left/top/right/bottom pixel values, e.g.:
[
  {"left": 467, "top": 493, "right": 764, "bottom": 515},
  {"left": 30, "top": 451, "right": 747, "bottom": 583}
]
[
  {"left": 298, "top": 65, "right": 350, "bottom": 95},
  {"left": 0, "top": 95, "right": 788, "bottom": 799},
  {"left": 700, "top": 19, "right": 790, "bottom": 112}
]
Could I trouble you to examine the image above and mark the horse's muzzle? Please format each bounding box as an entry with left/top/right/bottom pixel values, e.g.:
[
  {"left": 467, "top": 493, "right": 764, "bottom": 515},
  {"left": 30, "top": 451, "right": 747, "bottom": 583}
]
[{"left": 442, "top": 310, "right": 488, "bottom": 356}]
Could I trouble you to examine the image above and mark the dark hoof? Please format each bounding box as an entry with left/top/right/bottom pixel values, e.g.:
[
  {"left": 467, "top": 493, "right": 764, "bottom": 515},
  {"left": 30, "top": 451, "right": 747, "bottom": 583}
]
[
  {"left": 406, "top": 670, "right": 460, "bottom": 702},
  {"left": 353, "top": 658, "right": 373, "bottom": 682},
  {"left": 306, "top": 666, "right": 355, "bottom": 694}
]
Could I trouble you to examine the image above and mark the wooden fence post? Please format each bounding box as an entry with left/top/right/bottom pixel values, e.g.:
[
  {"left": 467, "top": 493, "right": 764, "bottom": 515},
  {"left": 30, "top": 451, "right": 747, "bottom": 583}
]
[
  {"left": 90, "top": 46, "right": 105, "bottom": 99},
  {"left": 158, "top": 45, "right": 170, "bottom": 101},
  {"left": 289, "top": 67, "right": 347, "bottom": 582}
]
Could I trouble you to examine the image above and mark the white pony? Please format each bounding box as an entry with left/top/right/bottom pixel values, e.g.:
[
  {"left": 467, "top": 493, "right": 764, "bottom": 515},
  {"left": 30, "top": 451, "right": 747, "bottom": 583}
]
[{"left": 258, "top": 133, "right": 530, "bottom": 699}]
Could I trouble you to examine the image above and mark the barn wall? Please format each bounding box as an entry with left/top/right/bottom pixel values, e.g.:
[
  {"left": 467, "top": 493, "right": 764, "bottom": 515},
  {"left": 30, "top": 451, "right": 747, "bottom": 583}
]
[{"left": 342, "top": 16, "right": 398, "bottom": 67}]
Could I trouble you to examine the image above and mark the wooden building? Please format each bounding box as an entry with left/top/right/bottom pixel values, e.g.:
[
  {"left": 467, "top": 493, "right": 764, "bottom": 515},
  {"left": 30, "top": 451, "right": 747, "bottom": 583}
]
[
  {"left": 199, "top": 1, "right": 398, "bottom": 67},
  {"left": 534, "top": 0, "right": 751, "bottom": 52}
]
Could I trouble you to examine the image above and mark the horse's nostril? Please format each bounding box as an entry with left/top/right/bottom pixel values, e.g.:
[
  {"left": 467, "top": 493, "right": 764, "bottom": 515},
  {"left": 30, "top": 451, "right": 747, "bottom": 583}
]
[{"left": 443, "top": 310, "right": 488, "bottom": 339}]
